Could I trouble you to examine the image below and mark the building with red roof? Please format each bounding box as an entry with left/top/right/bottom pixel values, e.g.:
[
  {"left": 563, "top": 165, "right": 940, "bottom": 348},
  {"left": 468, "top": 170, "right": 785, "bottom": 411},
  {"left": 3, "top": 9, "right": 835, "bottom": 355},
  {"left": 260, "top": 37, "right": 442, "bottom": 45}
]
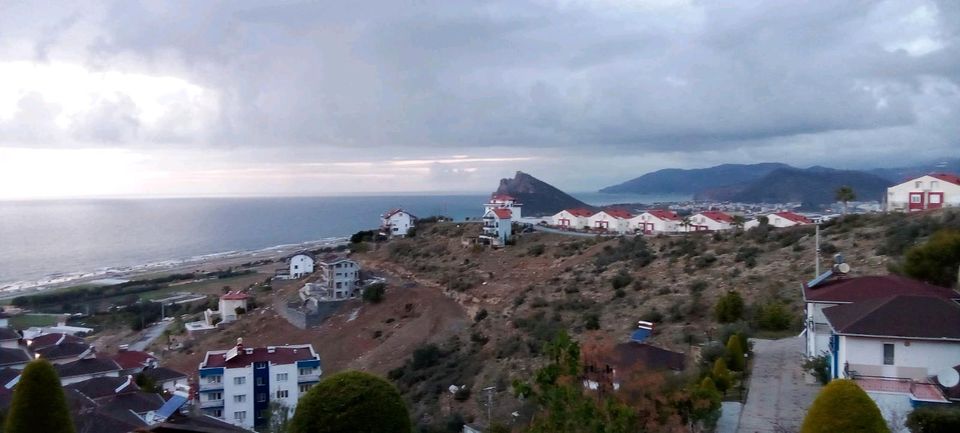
[
  {"left": 886, "top": 173, "right": 960, "bottom": 212},
  {"left": 587, "top": 209, "right": 634, "bottom": 234},
  {"left": 484, "top": 194, "right": 523, "bottom": 220},
  {"left": 551, "top": 208, "right": 595, "bottom": 230},
  {"left": 687, "top": 211, "right": 735, "bottom": 232},
  {"left": 480, "top": 207, "right": 513, "bottom": 246},
  {"left": 744, "top": 210, "right": 813, "bottom": 229},
  {"left": 380, "top": 208, "right": 417, "bottom": 238},
  {"left": 107, "top": 348, "right": 158, "bottom": 374},
  {"left": 629, "top": 209, "right": 681, "bottom": 234}
]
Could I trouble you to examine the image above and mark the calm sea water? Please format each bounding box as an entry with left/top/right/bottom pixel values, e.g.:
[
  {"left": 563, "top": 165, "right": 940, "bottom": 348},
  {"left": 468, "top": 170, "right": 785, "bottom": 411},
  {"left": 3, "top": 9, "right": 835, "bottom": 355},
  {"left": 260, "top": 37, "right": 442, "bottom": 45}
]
[{"left": 0, "top": 192, "right": 687, "bottom": 287}]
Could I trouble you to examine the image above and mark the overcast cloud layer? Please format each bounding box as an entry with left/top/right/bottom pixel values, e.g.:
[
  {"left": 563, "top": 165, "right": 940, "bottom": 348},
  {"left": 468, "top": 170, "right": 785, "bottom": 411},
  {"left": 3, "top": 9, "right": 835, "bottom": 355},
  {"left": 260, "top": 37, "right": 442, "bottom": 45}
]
[{"left": 0, "top": 0, "right": 958, "bottom": 198}]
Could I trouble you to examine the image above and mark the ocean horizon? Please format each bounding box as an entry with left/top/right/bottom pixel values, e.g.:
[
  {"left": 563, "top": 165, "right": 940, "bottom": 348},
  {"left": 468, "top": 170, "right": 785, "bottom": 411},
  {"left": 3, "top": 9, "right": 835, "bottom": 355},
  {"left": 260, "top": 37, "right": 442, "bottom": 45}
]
[{"left": 0, "top": 192, "right": 688, "bottom": 290}]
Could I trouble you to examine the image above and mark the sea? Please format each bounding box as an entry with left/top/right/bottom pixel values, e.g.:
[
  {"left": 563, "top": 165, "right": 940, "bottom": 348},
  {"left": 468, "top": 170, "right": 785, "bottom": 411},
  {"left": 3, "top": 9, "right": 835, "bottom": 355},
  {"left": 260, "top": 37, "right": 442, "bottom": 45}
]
[{"left": 0, "top": 192, "right": 688, "bottom": 292}]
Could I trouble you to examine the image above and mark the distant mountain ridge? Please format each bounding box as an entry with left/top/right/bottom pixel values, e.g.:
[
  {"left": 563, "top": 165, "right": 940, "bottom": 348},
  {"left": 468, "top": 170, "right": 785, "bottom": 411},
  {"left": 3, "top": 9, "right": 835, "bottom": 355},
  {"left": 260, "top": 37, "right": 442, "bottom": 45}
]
[
  {"left": 494, "top": 171, "right": 592, "bottom": 216},
  {"left": 600, "top": 163, "right": 790, "bottom": 194}
]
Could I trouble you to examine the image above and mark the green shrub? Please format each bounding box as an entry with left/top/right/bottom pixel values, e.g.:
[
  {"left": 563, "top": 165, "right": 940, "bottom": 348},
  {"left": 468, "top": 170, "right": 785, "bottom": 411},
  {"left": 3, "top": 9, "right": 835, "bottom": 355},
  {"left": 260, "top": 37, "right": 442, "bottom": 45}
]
[
  {"left": 474, "top": 309, "right": 488, "bottom": 322},
  {"left": 527, "top": 244, "right": 546, "bottom": 257},
  {"left": 610, "top": 271, "right": 634, "bottom": 290},
  {"left": 802, "top": 355, "right": 830, "bottom": 385},
  {"left": 756, "top": 302, "right": 792, "bottom": 331},
  {"left": 290, "top": 371, "right": 411, "bottom": 433},
  {"left": 5, "top": 360, "right": 74, "bottom": 433},
  {"left": 902, "top": 229, "right": 960, "bottom": 287},
  {"left": 800, "top": 379, "right": 889, "bottom": 433},
  {"left": 363, "top": 282, "right": 386, "bottom": 303},
  {"left": 906, "top": 406, "right": 960, "bottom": 433},
  {"left": 715, "top": 291, "right": 745, "bottom": 323},
  {"left": 726, "top": 335, "right": 746, "bottom": 372},
  {"left": 711, "top": 358, "right": 731, "bottom": 392},
  {"left": 583, "top": 313, "right": 600, "bottom": 330}
]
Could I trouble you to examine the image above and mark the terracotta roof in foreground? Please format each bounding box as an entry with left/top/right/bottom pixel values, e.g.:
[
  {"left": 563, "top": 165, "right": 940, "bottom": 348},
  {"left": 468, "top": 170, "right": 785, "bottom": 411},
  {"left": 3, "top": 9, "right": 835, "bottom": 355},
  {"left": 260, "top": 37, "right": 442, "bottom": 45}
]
[
  {"left": 803, "top": 275, "right": 960, "bottom": 303},
  {"left": 823, "top": 295, "right": 960, "bottom": 339}
]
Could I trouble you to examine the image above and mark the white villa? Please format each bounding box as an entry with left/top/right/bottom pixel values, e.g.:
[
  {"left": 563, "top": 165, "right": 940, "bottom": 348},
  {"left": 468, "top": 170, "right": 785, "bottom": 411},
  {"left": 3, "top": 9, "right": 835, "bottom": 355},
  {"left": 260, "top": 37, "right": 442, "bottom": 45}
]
[
  {"left": 286, "top": 254, "right": 314, "bottom": 279},
  {"left": 484, "top": 194, "right": 522, "bottom": 220},
  {"left": 300, "top": 256, "right": 362, "bottom": 302},
  {"left": 198, "top": 340, "right": 322, "bottom": 428},
  {"left": 629, "top": 210, "right": 681, "bottom": 234},
  {"left": 380, "top": 209, "right": 416, "bottom": 238},
  {"left": 587, "top": 209, "right": 633, "bottom": 234},
  {"left": 551, "top": 208, "right": 594, "bottom": 230},
  {"left": 185, "top": 291, "right": 250, "bottom": 333},
  {"left": 744, "top": 211, "right": 813, "bottom": 230},
  {"left": 686, "top": 211, "right": 734, "bottom": 232},
  {"left": 885, "top": 173, "right": 960, "bottom": 212},
  {"left": 480, "top": 208, "right": 513, "bottom": 246}
]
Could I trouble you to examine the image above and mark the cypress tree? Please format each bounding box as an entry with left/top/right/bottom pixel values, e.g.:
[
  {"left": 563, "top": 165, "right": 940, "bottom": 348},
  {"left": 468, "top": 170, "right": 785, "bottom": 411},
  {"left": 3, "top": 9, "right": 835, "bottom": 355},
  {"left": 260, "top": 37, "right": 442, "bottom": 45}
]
[
  {"left": 5, "top": 359, "right": 74, "bottom": 433},
  {"left": 289, "top": 371, "right": 411, "bottom": 433},
  {"left": 726, "top": 334, "right": 746, "bottom": 371},
  {"left": 711, "top": 358, "right": 731, "bottom": 393},
  {"left": 801, "top": 379, "right": 889, "bottom": 433}
]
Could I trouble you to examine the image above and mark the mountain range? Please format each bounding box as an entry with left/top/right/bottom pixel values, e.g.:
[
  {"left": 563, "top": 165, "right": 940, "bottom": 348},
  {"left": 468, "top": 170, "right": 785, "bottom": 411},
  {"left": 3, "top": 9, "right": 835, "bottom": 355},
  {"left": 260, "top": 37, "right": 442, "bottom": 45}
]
[{"left": 600, "top": 159, "right": 960, "bottom": 207}]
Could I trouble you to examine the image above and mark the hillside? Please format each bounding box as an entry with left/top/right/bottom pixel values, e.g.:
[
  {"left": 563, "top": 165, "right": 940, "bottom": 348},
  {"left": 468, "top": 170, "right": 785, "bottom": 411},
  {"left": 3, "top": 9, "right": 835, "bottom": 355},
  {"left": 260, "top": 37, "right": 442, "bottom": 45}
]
[
  {"left": 599, "top": 163, "right": 789, "bottom": 194},
  {"left": 869, "top": 158, "right": 960, "bottom": 184},
  {"left": 696, "top": 166, "right": 891, "bottom": 206},
  {"left": 494, "top": 171, "right": 592, "bottom": 216}
]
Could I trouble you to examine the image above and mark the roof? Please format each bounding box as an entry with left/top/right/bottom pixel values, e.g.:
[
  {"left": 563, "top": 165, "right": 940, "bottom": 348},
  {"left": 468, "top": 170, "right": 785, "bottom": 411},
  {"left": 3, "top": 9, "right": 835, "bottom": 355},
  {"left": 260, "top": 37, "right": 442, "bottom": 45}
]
[
  {"left": 0, "top": 348, "right": 29, "bottom": 367},
  {"left": 35, "top": 342, "right": 91, "bottom": 360},
  {"left": 774, "top": 211, "right": 812, "bottom": 224},
  {"left": 142, "top": 366, "right": 189, "bottom": 382},
  {"left": 219, "top": 291, "right": 248, "bottom": 301},
  {"left": 698, "top": 211, "right": 734, "bottom": 223},
  {"left": 27, "top": 332, "right": 84, "bottom": 349},
  {"left": 109, "top": 349, "right": 156, "bottom": 370},
  {"left": 201, "top": 345, "right": 318, "bottom": 369},
  {"left": 929, "top": 173, "right": 960, "bottom": 186},
  {"left": 804, "top": 275, "right": 960, "bottom": 304},
  {"left": 151, "top": 413, "right": 255, "bottom": 432},
  {"left": 382, "top": 208, "right": 416, "bottom": 219},
  {"left": 489, "top": 208, "right": 512, "bottom": 219},
  {"left": 823, "top": 295, "right": 960, "bottom": 339},
  {"left": 603, "top": 209, "right": 633, "bottom": 219},
  {"left": 854, "top": 377, "right": 949, "bottom": 403},
  {"left": 609, "top": 342, "right": 685, "bottom": 372},
  {"left": 643, "top": 209, "right": 680, "bottom": 221},
  {"left": 489, "top": 194, "right": 517, "bottom": 202},
  {"left": 101, "top": 391, "right": 166, "bottom": 414},
  {"left": 563, "top": 208, "right": 595, "bottom": 217},
  {"left": 0, "top": 328, "right": 19, "bottom": 341},
  {"left": 66, "top": 376, "right": 138, "bottom": 400},
  {"left": 55, "top": 358, "right": 122, "bottom": 378}
]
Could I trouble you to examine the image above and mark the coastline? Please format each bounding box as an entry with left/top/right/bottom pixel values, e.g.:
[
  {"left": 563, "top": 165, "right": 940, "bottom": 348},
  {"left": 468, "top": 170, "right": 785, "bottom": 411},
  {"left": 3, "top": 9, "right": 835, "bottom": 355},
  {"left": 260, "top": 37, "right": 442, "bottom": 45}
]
[{"left": 0, "top": 236, "right": 349, "bottom": 300}]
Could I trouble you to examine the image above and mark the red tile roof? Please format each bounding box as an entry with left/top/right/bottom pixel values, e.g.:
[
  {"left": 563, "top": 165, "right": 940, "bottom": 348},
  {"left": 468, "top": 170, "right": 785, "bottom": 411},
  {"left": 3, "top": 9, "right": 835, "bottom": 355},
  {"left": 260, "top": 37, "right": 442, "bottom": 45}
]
[
  {"left": 644, "top": 209, "right": 680, "bottom": 221},
  {"left": 564, "top": 208, "right": 595, "bottom": 217},
  {"left": 382, "top": 208, "right": 416, "bottom": 219},
  {"left": 854, "top": 378, "right": 949, "bottom": 403},
  {"left": 490, "top": 208, "right": 512, "bottom": 219},
  {"left": 201, "top": 345, "right": 318, "bottom": 369},
  {"left": 26, "top": 333, "right": 84, "bottom": 349},
  {"left": 775, "top": 211, "right": 812, "bottom": 224},
  {"left": 220, "top": 291, "right": 248, "bottom": 301},
  {"left": 603, "top": 209, "right": 633, "bottom": 219},
  {"left": 823, "top": 295, "right": 960, "bottom": 339},
  {"left": 699, "top": 211, "right": 734, "bottom": 223},
  {"left": 609, "top": 342, "right": 685, "bottom": 372},
  {"left": 109, "top": 350, "right": 156, "bottom": 370},
  {"left": 930, "top": 173, "right": 960, "bottom": 186},
  {"left": 804, "top": 275, "right": 959, "bottom": 303}
]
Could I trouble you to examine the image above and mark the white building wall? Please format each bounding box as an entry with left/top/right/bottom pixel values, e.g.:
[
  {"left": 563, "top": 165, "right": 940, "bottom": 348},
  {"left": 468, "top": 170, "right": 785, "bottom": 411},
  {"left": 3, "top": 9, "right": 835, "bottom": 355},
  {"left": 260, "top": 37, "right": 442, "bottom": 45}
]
[
  {"left": 629, "top": 214, "right": 679, "bottom": 233},
  {"left": 805, "top": 302, "right": 840, "bottom": 356},
  {"left": 552, "top": 210, "right": 589, "bottom": 229},
  {"left": 223, "top": 366, "right": 255, "bottom": 428},
  {"left": 384, "top": 212, "right": 415, "bottom": 237},
  {"left": 768, "top": 214, "right": 801, "bottom": 228},
  {"left": 268, "top": 362, "right": 301, "bottom": 411},
  {"left": 484, "top": 202, "right": 522, "bottom": 220},
  {"left": 159, "top": 376, "right": 189, "bottom": 394},
  {"left": 289, "top": 255, "right": 314, "bottom": 279},
  {"left": 587, "top": 212, "right": 629, "bottom": 234},
  {"left": 218, "top": 298, "right": 248, "bottom": 323},
  {"left": 839, "top": 337, "right": 960, "bottom": 380},
  {"left": 687, "top": 214, "right": 732, "bottom": 231},
  {"left": 886, "top": 175, "right": 960, "bottom": 212}
]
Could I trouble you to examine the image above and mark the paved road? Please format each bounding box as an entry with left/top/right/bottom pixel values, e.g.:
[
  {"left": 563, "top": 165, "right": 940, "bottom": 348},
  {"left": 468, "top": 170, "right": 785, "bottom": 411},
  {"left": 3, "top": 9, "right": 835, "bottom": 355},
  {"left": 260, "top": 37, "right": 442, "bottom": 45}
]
[
  {"left": 718, "top": 402, "right": 743, "bottom": 433},
  {"left": 128, "top": 319, "right": 173, "bottom": 351},
  {"left": 737, "top": 337, "right": 820, "bottom": 433}
]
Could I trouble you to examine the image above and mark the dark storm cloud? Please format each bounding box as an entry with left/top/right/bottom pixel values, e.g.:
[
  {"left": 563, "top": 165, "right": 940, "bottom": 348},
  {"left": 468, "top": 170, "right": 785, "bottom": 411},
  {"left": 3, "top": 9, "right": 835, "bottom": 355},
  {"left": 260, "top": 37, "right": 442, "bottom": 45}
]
[{"left": 1, "top": 0, "right": 958, "bottom": 164}]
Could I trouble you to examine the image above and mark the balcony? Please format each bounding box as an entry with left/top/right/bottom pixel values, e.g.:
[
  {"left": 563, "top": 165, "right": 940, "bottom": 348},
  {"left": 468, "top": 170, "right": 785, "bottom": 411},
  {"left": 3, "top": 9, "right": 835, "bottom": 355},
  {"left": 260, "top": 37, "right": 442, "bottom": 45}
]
[
  {"left": 298, "top": 373, "right": 320, "bottom": 383},
  {"left": 199, "top": 398, "right": 224, "bottom": 408},
  {"left": 199, "top": 382, "right": 224, "bottom": 391}
]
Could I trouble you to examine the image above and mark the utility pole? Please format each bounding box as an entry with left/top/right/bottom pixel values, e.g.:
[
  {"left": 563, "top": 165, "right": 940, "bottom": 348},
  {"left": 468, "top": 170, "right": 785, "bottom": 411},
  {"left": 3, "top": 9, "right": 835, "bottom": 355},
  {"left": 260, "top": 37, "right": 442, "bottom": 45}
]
[
  {"left": 815, "top": 223, "right": 821, "bottom": 277},
  {"left": 482, "top": 386, "right": 496, "bottom": 427}
]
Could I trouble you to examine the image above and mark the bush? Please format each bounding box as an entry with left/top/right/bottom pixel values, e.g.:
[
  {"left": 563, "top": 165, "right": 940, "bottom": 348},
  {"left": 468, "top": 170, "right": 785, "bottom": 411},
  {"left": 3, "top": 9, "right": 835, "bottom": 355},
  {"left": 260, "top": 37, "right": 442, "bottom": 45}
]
[
  {"left": 902, "top": 230, "right": 960, "bottom": 287},
  {"left": 711, "top": 358, "right": 731, "bottom": 393},
  {"left": 289, "top": 371, "right": 411, "bottom": 433},
  {"left": 474, "top": 309, "right": 488, "bottom": 322},
  {"left": 527, "top": 244, "right": 546, "bottom": 257},
  {"left": 802, "top": 355, "right": 830, "bottom": 385},
  {"left": 610, "top": 271, "right": 634, "bottom": 290},
  {"left": 756, "top": 302, "right": 792, "bottom": 331},
  {"left": 5, "top": 360, "right": 74, "bottom": 433},
  {"left": 714, "top": 291, "right": 745, "bottom": 323},
  {"left": 583, "top": 312, "right": 600, "bottom": 330},
  {"left": 412, "top": 344, "right": 442, "bottom": 369},
  {"left": 800, "top": 379, "right": 889, "bottom": 433},
  {"left": 906, "top": 406, "right": 960, "bottom": 433},
  {"left": 363, "top": 282, "right": 386, "bottom": 303},
  {"left": 350, "top": 230, "right": 376, "bottom": 244},
  {"left": 594, "top": 237, "right": 656, "bottom": 268},
  {"left": 725, "top": 335, "right": 746, "bottom": 372}
]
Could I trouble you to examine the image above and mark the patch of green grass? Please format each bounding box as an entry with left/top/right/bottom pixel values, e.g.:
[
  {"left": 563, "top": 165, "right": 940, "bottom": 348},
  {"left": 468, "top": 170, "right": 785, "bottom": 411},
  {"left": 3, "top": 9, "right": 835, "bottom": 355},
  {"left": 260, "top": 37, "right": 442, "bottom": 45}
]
[{"left": 9, "top": 314, "right": 62, "bottom": 329}]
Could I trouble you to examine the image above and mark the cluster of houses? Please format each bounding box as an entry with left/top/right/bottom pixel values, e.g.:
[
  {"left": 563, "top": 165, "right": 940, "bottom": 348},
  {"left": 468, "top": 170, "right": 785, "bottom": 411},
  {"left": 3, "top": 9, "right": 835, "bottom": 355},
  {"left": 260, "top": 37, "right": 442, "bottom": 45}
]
[
  {"left": 549, "top": 208, "right": 813, "bottom": 235},
  {"left": 802, "top": 261, "right": 960, "bottom": 430}
]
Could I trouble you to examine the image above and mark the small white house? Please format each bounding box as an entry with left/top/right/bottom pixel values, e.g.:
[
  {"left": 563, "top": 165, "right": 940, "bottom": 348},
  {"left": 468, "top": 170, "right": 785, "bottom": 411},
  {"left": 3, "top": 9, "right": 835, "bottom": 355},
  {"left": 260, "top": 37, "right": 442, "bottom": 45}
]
[
  {"left": 744, "top": 211, "right": 812, "bottom": 230},
  {"left": 480, "top": 208, "right": 513, "bottom": 246},
  {"left": 587, "top": 209, "right": 633, "bottom": 234},
  {"left": 484, "top": 194, "right": 522, "bottom": 220},
  {"left": 381, "top": 209, "right": 416, "bottom": 237},
  {"left": 288, "top": 254, "right": 314, "bottom": 279},
  {"left": 629, "top": 210, "right": 680, "bottom": 234},
  {"left": 551, "top": 208, "right": 594, "bottom": 230},
  {"left": 686, "top": 211, "right": 734, "bottom": 232},
  {"left": 886, "top": 173, "right": 960, "bottom": 212},
  {"left": 218, "top": 292, "right": 249, "bottom": 323}
]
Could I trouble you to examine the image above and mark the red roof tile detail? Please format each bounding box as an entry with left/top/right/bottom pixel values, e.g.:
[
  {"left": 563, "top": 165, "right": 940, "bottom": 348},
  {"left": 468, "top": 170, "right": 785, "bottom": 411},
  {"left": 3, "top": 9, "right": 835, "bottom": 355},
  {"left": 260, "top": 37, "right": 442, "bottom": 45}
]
[
  {"left": 490, "top": 208, "right": 512, "bottom": 219},
  {"left": 804, "top": 275, "right": 959, "bottom": 304},
  {"left": 699, "top": 211, "right": 734, "bottom": 223},
  {"left": 855, "top": 378, "right": 949, "bottom": 403},
  {"left": 564, "top": 208, "right": 595, "bottom": 217},
  {"left": 110, "top": 350, "right": 156, "bottom": 370},
  {"left": 775, "top": 211, "right": 812, "bottom": 224},
  {"left": 930, "top": 173, "right": 960, "bottom": 186},
  {"left": 644, "top": 209, "right": 680, "bottom": 221},
  {"left": 220, "top": 291, "right": 248, "bottom": 301},
  {"left": 27, "top": 333, "right": 83, "bottom": 349},
  {"left": 202, "top": 346, "right": 317, "bottom": 369},
  {"left": 603, "top": 209, "right": 633, "bottom": 219}
]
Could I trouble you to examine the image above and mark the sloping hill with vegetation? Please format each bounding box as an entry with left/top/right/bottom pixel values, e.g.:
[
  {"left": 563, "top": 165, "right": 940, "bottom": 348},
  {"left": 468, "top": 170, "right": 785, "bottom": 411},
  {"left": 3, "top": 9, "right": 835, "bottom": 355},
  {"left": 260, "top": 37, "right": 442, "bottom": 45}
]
[{"left": 600, "top": 163, "right": 789, "bottom": 194}]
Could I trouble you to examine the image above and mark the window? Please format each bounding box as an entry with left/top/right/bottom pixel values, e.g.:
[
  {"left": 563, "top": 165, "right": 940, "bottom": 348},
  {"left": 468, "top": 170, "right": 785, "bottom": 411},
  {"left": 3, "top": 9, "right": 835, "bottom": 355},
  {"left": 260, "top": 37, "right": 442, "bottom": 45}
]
[
  {"left": 257, "top": 393, "right": 267, "bottom": 402},
  {"left": 911, "top": 194, "right": 922, "bottom": 203},
  {"left": 883, "top": 343, "right": 895, "bottom": 365},
  {"left": 299, "top": 367, "right": 313, "bottom": 376},
  {"left": 233, "top": 377, "right": 246, "bottom": 385},
  {"left": 254, "top": 362, "right": 267, "bottom": 369},
  {"left": 208, "top": 392, "right": 222, "bottom": 401},
  {"left": 294, "top": 265, "right": 299, "bottom": 270},
  {"left": 277, "top": 373, "right": 288, "bottom": 382},
  {"left": 234, "top": 394, "right": 247, "bottom": 403},
  {"left": 211, "top": 409, "right": 222, "bottom": 418},
  {"left": 276, "top": 390, "right": 289, "bottom": 399},
  {"left": 299, "top": 384, "right": 312, "bottom": 393},
  {"left": 915, "top": 181, "right": 923, "bottom": 188},
  {"left": 234, "top": 411, "right": 247, "bottom": 422},
  {"left": 207, "top": 375, "right": 222, "bottom": 384},
  {"left": 931, "top": 194, "right": 942, "bottom": 204},
  {"left": 255, "top": 377, "right": 265, "bottom": 386}
]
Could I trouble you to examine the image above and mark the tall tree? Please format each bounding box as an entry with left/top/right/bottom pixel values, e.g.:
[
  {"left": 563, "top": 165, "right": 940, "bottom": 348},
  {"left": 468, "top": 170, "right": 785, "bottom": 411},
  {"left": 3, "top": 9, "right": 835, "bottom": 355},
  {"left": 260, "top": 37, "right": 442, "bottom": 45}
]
[
  {"left": 289, "top": 371, "right": 411, "bottom": 433},
  {"left": 5, "top": 359, "right": 74, "bottom": 433},
  {"left": 725, "top": 335, "right": 746, "bottom": 372},
  {"left": 801, "top": 379, "right": 889, "bottom": 433},
  {"left": 731, "top": 215, "right": 747, "bottom": 231},
  {"left": 835, "top": 186, "right": 856, "bottom": 215}
]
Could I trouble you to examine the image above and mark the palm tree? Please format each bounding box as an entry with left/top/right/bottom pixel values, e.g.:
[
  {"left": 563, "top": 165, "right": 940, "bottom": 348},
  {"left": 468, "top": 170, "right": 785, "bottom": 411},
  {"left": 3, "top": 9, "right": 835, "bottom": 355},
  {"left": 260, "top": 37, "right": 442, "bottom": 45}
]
[
  {"left": 680, "top": 216, "right": 692, "bottom": 233},
  {"left": 835, "top": 186, "right": 856, "bottom": 215},
  {"left": 731, "top": 215, "right": 746, "bottom": 231}
]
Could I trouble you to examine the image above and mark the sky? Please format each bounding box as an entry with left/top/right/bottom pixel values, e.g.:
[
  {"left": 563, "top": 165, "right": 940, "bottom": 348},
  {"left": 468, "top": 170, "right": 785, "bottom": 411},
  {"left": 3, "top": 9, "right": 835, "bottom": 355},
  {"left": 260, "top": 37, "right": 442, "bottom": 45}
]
[{"left": 0, "top": 0, "right": 958, "bottom": 199}]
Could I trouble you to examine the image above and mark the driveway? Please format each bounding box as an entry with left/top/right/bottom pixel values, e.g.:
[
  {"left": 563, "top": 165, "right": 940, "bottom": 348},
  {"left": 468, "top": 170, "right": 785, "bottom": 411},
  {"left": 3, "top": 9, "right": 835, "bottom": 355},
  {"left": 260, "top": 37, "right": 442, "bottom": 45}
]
[
  {"left": 737, "top": 337, "right": 820, "bottom": 433},
  {"left": 128, "top": 319, "right": 173, "bottom": 351}
]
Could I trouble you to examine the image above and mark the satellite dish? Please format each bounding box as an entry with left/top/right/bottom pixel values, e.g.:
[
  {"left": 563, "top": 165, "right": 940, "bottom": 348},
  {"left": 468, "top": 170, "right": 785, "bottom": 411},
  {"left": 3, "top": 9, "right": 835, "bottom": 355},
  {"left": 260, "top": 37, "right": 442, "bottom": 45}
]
[
  {"left": 936, "top": 368, "right": 960, "bottom": 388},
  {"left": 834, "top": 253, "right": 845, "bottom": 264},
  {"left": 836, "top": 263, "right": 851, "bottom": 274}
]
